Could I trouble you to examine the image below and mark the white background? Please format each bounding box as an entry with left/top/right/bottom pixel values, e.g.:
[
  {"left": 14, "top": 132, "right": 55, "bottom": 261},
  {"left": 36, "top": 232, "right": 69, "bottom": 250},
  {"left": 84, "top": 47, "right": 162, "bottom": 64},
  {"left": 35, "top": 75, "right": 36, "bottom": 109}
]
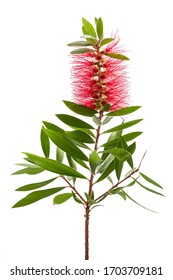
[{"left": 0, "top": 0, "right": 172, "bottom": 279}]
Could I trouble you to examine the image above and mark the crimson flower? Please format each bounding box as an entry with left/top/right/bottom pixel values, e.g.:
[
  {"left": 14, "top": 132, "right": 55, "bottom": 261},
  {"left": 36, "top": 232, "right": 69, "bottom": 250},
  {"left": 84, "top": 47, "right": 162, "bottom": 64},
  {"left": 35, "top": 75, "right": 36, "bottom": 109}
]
[{"left": 70, "top": 36, "right": 129, "bottom": 111}]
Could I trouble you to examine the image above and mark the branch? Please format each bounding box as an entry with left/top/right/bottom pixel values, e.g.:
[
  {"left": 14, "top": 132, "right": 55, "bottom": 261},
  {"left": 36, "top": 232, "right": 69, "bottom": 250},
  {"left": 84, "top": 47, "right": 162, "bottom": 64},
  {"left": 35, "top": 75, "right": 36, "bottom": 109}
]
[
  {"left": 95, "top": 167, "right": 139, "bottom": 202},
  {"left": 61, "top": 176, "right": 87, "bottom": 204}
]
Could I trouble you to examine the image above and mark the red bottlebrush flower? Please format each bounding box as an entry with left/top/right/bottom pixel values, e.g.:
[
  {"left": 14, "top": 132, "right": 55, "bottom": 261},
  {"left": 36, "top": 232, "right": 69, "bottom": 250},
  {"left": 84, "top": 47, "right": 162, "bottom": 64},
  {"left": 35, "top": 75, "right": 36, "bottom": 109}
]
[{"left": 70, "top": 36, "right": 129, "bottom": 111}]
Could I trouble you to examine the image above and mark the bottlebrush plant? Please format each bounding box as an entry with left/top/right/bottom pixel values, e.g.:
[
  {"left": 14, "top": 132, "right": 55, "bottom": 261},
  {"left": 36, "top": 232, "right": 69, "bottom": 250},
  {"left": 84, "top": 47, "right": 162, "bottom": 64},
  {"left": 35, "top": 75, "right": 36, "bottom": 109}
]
[{"left": 12, "top": 17, "right": 164, "bottom": 260}]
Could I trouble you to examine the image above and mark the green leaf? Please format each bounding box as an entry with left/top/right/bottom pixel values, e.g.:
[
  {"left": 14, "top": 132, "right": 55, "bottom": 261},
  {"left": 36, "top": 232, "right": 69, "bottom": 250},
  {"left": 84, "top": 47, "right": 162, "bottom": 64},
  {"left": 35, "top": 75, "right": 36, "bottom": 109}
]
[
  {"left": 117, "top": 191, "right": 127, "bottom": 200},
  {"left": 122, "top": 190, "right": 158, "bottom": 213},
  {"left": 103, "top": 119, "right": 143, "bottom": 134},
  {"left": 82, "top": 18, "right": 96, "bottom": 38},
  {"left": 73, "top": 157, "right": 90, "bottom": 170},
  {"left": 65, "top": 130, "right": 94, "bottom": 143},
  {"left": 66, "top": 154, "right": 77, "bottom": 184},
  {"left": 67, "top": 41, "right": 93, "bottom": 47},
  {"left": 122, "top": 131, "right": 143, "bottom": 142},
  {"left": 69, "top": 139, "right": 90, "bottom": 150},
  {"left": 63, "top": 100, "right": 97, "bottom": 117},
  {"left": 12, "top": 166, "right": 44, "bottom": 175},
  {"left": 70, "top": 48, "right": 95, "bottom": 54},
  {"left": 100, "top": 38, "right": 114, "bottom": 47},
  {"left": 95, "top": 17, "right": 98, "bottom": 25},
  {"left": 43, "top": 129, "right": 88, "bottom": 161},
  {"left": 53, "top": 193, "right": 73, "bottom": 204},
  {"left": 90, "top": 204, "right": 104, "bottom": 211},
  {"left": 102, "top": 116, "right": 113, "bottom": 125},
  {"left": 56, "top": 114, "right": 94, "bottom": 129},
  {"left": 114, "top": 157, "right": 123, "bottom": 180},
  {"left": 96, "top": 160, "right": 115, "bottom": 183},
  {"left": 107, "top": 175, "right": 114, "bottom": 184},
  {"left": 72, "top": 192, "right": 83, "bottom": 204},
  {"left": 101, "top": 131, "right": 122, "bottom": 161},
  {"left": 109, "top": 187, "right": 125, "bottom": 194},
  {"left": 103, "top": 148, "right": 131, "bottom": 161},
  {"left": 101, "top": 135, "right": 120, "bottom": 149},
  {"left": 139, "top": 172, "right": 163, "bottom": 189},
  {"left": 12, "top": 187, "right": 65, "bottom": 208},
  {"left": 80, "top": 33, "right": 97, "bottom": 43},
  {"left": 40, "top": 127, "right": 50, "bottom": 158},
  {"left": 24, "top": 153, "right": 86, "bottom": 179},
  {"left": 56, "top": 147, "right": 64, "bottom": 162},
  {"left": 73, "top": 128, "right": 95, "bottom": 138},
  {"left": 89, "top": 151, "right": 102, "bottom": 174},
  {"left": 96, "top": 17, "right": 103, "bottom": 39},
  {"left": 84, "top": 192, "right": 96, "bottom": 205},
  {"left": 107, "top": 106, "right": 141, "bottom": 116},
  {"left": 104, "top": 53, "right": 129, "bottom": 60},
  {"left": 15, "top": 177, "right": 58, "bottom": 191},
  {"left": 136, "top": 181, "right": 164, "bottom": 196},
  {"left": 93, "top": 115, "right": 101, "bottom": 126},
  {"left": 103, "top": 103, "right": 111, "bottom": 111},
  {"left": 43, "top": 121, "right": 64, "bottom": 134},
  {"left": 96, "top": 155, "right": 114, "bottom": 173}
]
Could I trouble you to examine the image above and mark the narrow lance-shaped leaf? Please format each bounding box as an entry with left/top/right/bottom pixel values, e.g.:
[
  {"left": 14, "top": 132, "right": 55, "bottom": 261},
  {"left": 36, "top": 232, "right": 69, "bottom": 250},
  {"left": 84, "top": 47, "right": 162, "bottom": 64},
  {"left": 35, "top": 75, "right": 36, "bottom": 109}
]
[
  {"left": 84, "top": 192, "right": 96, "bottom": 205},
  {"left": 89, "top": 151, "right": 102, "bottom": 174},
  {"left": 80, "top": 33, "right": 97, "bottom": 43},
  {"left": 65, "top": 130, "right": 94, "bottom": 143},
  {"left": 136, "top": 181, "right": 164, "bottom": 196},
  {"left": 96, "top": 155, "right": 114, "bottom": 174},
  {"left": 67, "top": 154, "right": 77, "bottom": 185},
  {"left": 93, "top": 115, "right": 101, "bottom": 126},
  {"left": 101, "top": 130, "right": 122, "bottom": 161},
  {"left": 139, "top": 172, "right": 163, "bottom": 189},
  {"left": 72, "top": 157, "right": 90, "bottom": 170},
  {"left": 103, "top": 148, "right": 131, "bottom": 161},
  {"left": 15, "top": 177, "right": 58, "bottom": 191},
  {"left": 40, "top": 127, "right": 50, "bottom": 158},
  {"left": 63, "top": 100, "right": 97, "bottom": 117},
  {"left": 109, "top": 187, "right": 126, "bottom": 195},
  {"left": 122, "top": 131, "right": 143, "bottom": 142},
  {"left": 82, "top": 18, "right": 97, "bottom": 38},
  {"left": 70, "top": 48, "right": 95, "bottom": 54},
  {"left": 100, "top": 38, "right": 114, "bottom": 47},
  {"left": 56, "top": 147, "right": 64, "bottom": 162},
  {"left": 43, "top": 128, "right": 88, "bottom": 161},
  {"left": 114, "top": 157, "right": 124, "bottom": 180},
  {"left": 43, "top": 121, "right": 65, "bottom": 134},
  {"left": 103, "top": 119, "right": 143, "bottom": 134},
  {"left": 24, "top": 153, "right": 87, "bottom": 179},
  {"left": 56, "top": 114, "right": 94, "bottom": 129},
  {"left": 96, "top": 17, "right": 103, "bottom": 39},
  {"left": 12, "top": 187, "right": 66, "bottom": 208},
  {"left": 67, "top": 41, "right": 93, "bottom": 47},
  {"left": 96, "top": 160, "right": 115, "bottom": 183},
  {"left": 122, "top": 190, "right": 158, "bottom": 213},
  {"left": 72, "top": 192, "right": 83, "bottom": 204},
  {"left": 107, "top": 106, "right": 141, "bottom": 116},
  {"left": 54, "top": 193, "right": 73, "bottom": 204},
  {"left": 12, "top": 165, "right": 44, "bottom": 175},
  {"left": 104, "top": 52, "right": 129, "bottom": 60}
]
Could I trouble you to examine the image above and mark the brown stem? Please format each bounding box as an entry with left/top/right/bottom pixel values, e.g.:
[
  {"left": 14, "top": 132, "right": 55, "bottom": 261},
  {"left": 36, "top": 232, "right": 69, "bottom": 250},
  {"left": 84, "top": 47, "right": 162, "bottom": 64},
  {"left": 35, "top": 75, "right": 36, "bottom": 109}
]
[
  {"left": 95, "top": 167, "right": 139, "bottom": 203},
  {"left": 86, "top": 110, "right": 103, "bottom": 259},
  {"left": 85, "top": 204, "right": 90, "bottom": 260},
  {"left": 60, "top": 176, "right": 87, "bottom": 204}
]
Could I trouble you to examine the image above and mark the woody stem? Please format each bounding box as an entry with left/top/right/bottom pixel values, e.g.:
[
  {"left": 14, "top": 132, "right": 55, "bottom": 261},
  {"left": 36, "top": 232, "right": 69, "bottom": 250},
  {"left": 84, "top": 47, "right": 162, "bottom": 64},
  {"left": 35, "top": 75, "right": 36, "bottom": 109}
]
[{"left": 85, "top": 110, "right": 103, "bottom": 260}]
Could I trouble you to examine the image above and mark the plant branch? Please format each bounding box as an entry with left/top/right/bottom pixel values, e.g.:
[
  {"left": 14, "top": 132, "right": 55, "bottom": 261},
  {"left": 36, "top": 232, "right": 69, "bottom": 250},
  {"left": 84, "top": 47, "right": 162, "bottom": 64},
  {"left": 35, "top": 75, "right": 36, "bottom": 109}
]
[
  {"left": 95, "top": 167, "right": 139, "bottom": 202},
  {"left": 61, "top": 176, "right": 87, "bottom": 204}
]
